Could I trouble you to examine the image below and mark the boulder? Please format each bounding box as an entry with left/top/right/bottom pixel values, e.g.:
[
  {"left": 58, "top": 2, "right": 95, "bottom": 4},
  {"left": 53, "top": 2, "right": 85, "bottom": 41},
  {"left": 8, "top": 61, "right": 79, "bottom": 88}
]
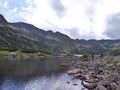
[
  {"left": 59, "top": 62, "right": 72, "bottom": 67},
  {"left": 96, "top": 84, "right": 108, "bottom": 90},
  {"left": 73, "top": 73, "right": 81, "bottom": 78},
  {"left": 98, "top": 80, "right": 109, "bottom": 87},
  {"left": 84, "top": 74, "right": 91, "bottom": 80},
  {"left": 116, "top": 62, "right": 120, "bottom": 67},
  {"left": 88, "top": 70, "right": 96, "bottom": 77},
  {"left": 67, "top": 68, "right": 82, "bottom": 75},
  {"left": 85, "top": 79, "right": 95, "bottom": 83},
  {"left": 110, "top": 83, "right": 117, "bottom": 90},
  {"left": 81, "top": 80, "right": 97, "bottom": 89},
  {"left": 96, "top": 75, "right": 105, "bottom": 80},
  {"left": 116, "top": 85, "right": 120, "bottom": 90}
]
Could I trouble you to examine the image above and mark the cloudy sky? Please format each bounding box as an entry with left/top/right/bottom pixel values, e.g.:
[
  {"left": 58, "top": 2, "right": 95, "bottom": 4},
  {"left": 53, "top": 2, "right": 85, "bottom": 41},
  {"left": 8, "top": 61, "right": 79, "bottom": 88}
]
[{"left": 0, "top": 0, "right": 120, "bottom": 40}]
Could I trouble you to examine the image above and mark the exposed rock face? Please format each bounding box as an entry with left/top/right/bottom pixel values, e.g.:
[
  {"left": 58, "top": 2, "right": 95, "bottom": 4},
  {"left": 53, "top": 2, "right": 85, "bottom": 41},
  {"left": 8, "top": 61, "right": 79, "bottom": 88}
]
[{"left": 0, "top": 14, "right": 8, "bottom": 24}]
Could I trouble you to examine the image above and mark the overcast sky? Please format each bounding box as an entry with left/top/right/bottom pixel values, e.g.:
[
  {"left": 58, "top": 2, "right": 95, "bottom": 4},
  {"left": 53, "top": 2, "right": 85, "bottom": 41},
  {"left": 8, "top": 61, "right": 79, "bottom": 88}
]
[{"left": 0, "top": 0, "right": 120, "bottom": 40}]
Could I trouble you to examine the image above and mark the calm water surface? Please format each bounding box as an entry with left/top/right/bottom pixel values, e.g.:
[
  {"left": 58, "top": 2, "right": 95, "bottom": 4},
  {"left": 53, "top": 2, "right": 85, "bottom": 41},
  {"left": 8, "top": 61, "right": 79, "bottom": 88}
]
[{"left": 0, "top": 57, "right": 87, "bottom": 90}]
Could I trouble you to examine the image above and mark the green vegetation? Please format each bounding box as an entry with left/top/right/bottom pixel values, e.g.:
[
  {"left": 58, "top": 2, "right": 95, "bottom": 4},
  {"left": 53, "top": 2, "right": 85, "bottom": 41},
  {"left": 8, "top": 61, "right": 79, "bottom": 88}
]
[
  {"left": 0, "top": 50, "right": 54, "bottom": 57},
  {"left": 0, "top": 51, "right": 10, "bottom": 56},
  {"left": 0, "top": 23, "right": 79, "bottom": 54},
  {"left": 0, "top": 14, "right": 120, "bottom": 55},
  {"left": 109, "top": 44, "right": 120, "bottom": 55}
]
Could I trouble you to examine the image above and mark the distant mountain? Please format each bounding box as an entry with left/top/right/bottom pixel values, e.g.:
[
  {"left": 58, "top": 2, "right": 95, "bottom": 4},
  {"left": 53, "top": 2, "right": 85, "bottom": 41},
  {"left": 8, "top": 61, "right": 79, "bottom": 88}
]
[
  {"left": 0, "top": 14, "right": 120, "bottom": 55},
  {"left": 75, "top": 39, "right": 120, "bottom": 55},
  {"left": 0, "top": 14, "right": 80, "bottom": 53}
]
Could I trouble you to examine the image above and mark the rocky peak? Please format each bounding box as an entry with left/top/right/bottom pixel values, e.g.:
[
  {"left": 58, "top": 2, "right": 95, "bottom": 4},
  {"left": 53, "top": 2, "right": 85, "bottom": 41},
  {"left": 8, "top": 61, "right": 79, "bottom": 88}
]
[{"left": 0, "top": 14, "right": 8, "bottom": 24}]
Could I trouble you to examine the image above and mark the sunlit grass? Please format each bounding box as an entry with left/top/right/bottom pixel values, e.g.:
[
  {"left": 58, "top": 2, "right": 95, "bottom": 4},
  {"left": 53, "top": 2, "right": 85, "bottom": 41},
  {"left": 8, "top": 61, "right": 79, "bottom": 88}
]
[{"left": 0, "top": 51, "right": 10, "bottom": 56}]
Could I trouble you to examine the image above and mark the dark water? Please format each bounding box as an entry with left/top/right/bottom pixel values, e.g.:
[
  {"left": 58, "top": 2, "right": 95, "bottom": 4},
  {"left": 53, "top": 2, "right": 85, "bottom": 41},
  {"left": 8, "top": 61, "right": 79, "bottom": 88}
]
[{"left": 0, "top": 57, "right": 86, "bottom": 90}]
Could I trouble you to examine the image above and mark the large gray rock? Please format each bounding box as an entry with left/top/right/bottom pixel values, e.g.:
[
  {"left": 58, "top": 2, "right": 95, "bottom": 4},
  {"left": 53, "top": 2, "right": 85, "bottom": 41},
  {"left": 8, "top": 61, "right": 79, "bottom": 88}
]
[
  {"left": 110, "top": 83, "right": 117, "bottom": 90},
  {"left": 96, "top": 85, "right": 108, "bottom": 90},
  {"left": 81, "top": 81, "right": 97, "bottom": 89},
  {"left": 116, "top": 62, "right": 120, "bottom": 67},
  {"left": 73, "top": 73, "right": 81, "bottom": 78},
  {"left": 116, "top": 85, "right": 120, "bottom": 90},
  {"left": 96, "top": 75, "right": 105, "bottom": 80},
  {"left": 67, "top": 68, "right": 82, "bottom": 75}
]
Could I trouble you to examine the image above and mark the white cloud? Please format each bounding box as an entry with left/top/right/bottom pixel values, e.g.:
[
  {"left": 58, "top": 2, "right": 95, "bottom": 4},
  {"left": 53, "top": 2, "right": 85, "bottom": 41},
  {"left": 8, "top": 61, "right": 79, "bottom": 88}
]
[
  {"left": 3, "top": 1, "right": 8, "bottom": 8},
  {"left": 20, "top": 0, "right": 120, "bottom": 39},
  {"left": 9, "top": 8, "right": 18, "bottom": 13},
  {"left": 91, "top": 0, "right": 120, "bottom": 39},
  {"left": 0, "top": 1, "right": 8, "bottom": 9},
  {"left": 26, "top": 0, "right": 33, "bottom": 2},
  {"left": 104, "top": 13, "right": 120, "bottom": 39},
  {"left": 50, "top": 0, "right": 66, "bottom": 17}
]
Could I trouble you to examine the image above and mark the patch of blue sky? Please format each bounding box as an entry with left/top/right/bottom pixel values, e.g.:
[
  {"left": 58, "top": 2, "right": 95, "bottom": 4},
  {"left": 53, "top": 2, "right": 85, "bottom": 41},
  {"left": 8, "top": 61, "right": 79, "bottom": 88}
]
[
  {"left": 0, "top": 0, "right": 29, "bottom": 11},
  {"left": 0, "top": 0, "right": 35, "bottom": 22}
]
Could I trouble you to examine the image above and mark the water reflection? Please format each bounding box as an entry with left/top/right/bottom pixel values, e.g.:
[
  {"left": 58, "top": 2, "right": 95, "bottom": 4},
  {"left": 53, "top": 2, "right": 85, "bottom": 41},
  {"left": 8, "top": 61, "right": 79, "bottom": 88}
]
[
  {"left": 25, "top": 73, "right": 85, "bottom": 90},
  {"left": 0, "top": 57, "right": 87, "bottom": 90}
]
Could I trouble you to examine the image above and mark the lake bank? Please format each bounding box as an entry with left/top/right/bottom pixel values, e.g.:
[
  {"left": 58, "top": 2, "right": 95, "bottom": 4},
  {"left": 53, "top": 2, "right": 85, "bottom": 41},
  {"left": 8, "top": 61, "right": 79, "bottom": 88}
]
[
  {"left": 0, "top": 51, "right": 55, "bottom": 57},
  {"left": 60, "top": 55, "right": 120, "bottom": 90}
]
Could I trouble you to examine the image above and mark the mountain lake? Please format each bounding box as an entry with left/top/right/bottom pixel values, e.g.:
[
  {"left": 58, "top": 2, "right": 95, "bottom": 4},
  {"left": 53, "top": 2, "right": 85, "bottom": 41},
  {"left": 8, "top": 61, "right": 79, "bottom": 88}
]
[{"left": 0, "top": 57, "right": 87, "bottom": 90}]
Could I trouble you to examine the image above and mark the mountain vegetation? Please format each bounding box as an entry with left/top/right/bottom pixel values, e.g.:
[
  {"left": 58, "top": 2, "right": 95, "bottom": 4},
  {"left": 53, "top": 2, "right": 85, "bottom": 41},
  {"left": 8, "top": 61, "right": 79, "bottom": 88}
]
[{"left": 0, "top": 14, "right": 120, "bottom": 55}]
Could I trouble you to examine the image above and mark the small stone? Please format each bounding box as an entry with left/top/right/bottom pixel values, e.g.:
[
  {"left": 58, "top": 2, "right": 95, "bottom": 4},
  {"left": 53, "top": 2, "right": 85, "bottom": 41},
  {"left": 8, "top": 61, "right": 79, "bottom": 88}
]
[
  {"left": 73, "top": 84, "right": 78, "bottom": 85},
  {"left": 66, "top": 81, "right": 70, "bottom": 84}
]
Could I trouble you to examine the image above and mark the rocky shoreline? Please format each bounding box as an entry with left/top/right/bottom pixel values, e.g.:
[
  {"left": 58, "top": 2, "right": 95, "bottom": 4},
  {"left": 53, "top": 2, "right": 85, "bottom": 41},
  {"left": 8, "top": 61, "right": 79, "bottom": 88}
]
[{"left": 60, "top": 55, "right": 120, "bottom": 90}]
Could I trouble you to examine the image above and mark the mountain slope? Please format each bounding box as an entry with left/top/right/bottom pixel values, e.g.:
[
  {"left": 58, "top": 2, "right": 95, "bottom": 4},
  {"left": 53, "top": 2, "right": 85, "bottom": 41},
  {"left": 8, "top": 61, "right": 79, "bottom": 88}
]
[
  {"left": 76, "top": 39, "right": 120, "bottom": 54},
  {"left": 0, "top": 25, "right": 47, "bottom": 52},
  {"left": 0, "top": 14, "right": 80, "bottom": 53},
  {"left": 1, "top": 14, "right": 120, "bottom": 55}
]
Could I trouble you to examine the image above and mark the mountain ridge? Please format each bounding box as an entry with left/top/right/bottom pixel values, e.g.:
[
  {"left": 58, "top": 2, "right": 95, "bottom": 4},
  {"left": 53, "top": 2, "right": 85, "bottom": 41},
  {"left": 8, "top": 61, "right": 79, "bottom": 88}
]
[
  {"left": 0, "top": 14, "right": 80, "bottom": 54},
  {"left": 0, "top": 14, "right": 8, "bottom": 24},
  {"left": 0, "top": 14, "right": 120, "bottom": 55}
]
